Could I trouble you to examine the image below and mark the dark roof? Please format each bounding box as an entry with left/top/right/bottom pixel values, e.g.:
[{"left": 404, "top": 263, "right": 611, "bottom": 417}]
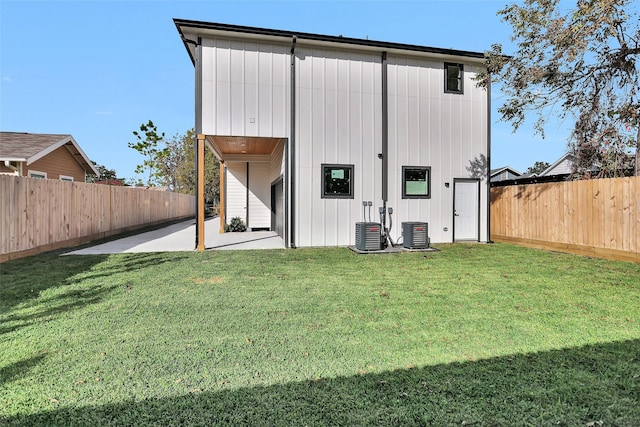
[
  {"left": 0, "top": 132, "right": 99, "bottom": 175},
  {"left": 490, "top": 166, "right": 522, "bottom": 176},
  {"left": 174, "top": 19, "right": 486, "bottom": 65}
]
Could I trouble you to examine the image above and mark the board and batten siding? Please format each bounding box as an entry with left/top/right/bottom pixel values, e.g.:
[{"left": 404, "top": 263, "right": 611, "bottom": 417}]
[
  {"left": 200, "top": 38, "right": 290, "bottom": 138},
  {"left": 294, "top": 49, "right": 487, "bottom": 246},
  {"left": 197, "top": 33, "right": 488, "bottom": 246},
  {"left": 386, "top": 56, "right": 488, "bottom": 243},
  {"left": 295, "top": 47, "right": 382, "bottom": 247}
]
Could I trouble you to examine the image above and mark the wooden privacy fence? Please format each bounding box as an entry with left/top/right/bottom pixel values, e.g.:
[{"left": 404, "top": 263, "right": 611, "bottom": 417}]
[
  {"left": 491, "top": 176, "right": 640, "bottom": 263},
  {"left": 1, "top": 175, "right": 196, "bottom": 261}
]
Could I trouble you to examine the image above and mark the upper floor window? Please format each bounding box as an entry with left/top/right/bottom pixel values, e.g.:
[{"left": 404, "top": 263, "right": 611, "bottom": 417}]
[{"left": 445, "top": 63, "right": 464, "bottom": 94}]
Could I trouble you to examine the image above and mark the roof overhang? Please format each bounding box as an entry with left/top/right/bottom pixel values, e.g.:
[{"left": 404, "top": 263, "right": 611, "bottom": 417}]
[
  {"left": 205, "top": 135, "right": 285, "bottom": 162},
  {"left": 174, "top": 19, "right": 486, "bottom": 66}
]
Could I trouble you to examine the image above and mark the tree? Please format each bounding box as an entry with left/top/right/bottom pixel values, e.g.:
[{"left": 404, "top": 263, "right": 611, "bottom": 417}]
[
  {"left": 86, "top": 161, "right": 126, "bottom": 185},
  {"left": 171, "top": 129, "right": 220, "bottom": 205},
  {"left": 128, "top": 124, "right": 220, "bottom": 204},
  {"left": 479, "top": 0, "right": 640, "bottom": 177},
  {"left": 526, "top": 161, "right": 551, "bottom": 175},
  {"left": 128, "top": 120, "right": 167, "bottom": 185}
]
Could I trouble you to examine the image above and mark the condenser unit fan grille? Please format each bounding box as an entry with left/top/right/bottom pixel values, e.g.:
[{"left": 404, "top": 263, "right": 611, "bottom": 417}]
[
  {"left": 402, "top": 222, "right": 429, "bottom": 249},
  {"left": 355, "top": 222, "right": 381, "bottom": 251}
]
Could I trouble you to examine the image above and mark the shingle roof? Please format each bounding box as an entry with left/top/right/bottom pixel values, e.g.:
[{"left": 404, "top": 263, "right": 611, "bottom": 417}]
[
  {"left": 0, "top": 132, "right": 72, "bottom": 159},
  {"left": 0, "top": 132, "right": 99, "bottom": 175}
]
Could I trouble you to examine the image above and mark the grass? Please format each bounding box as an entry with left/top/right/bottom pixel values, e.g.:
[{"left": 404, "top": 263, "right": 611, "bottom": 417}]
[{"left": 1, "top": 243, "right": 639, "bottom": 426}]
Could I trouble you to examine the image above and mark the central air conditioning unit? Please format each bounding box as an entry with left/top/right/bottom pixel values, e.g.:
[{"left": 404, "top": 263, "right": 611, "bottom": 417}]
[
  {"left": 355, "top": 222, "right": 381, "bottom": 251},
  {"left": 402, "top": 222, "right": 429, "bottom": 249}
]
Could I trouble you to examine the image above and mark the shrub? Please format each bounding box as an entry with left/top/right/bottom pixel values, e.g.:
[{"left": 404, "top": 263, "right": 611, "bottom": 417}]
[{"left": 225, "top": 216, "right": 247, "bottom": 232}]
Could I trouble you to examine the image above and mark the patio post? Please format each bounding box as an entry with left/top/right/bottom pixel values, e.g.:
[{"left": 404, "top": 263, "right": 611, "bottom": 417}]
[
  {"left": 196, "top": 134, "right": 205, "bottom": 251},
  {"left": 219, "top": 160, "right": 225, "bottom": 233}
]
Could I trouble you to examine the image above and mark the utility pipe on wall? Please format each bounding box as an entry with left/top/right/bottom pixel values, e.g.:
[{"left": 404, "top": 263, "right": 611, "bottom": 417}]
[{"left": 288, "top": 35, "right": 297, "bottom": 248}]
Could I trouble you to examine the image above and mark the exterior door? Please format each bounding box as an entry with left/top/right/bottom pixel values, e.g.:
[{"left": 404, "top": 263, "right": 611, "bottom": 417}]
[
  {"left": 271, "top": 178, "right": 284, "bottom": 238},
  {"left": 453, "top": 179, "right": 480, "bottom": 241}
]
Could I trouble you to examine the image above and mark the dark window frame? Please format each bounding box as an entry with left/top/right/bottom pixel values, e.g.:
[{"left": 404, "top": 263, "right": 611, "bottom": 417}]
[
  {"left": 444, "top": 62, "right": 464, "bottom": 94},
  {"left": 321, "top": 163, "right": 354, "bottom": 199},
  {"left": 402, "top": 166, "right": 431, "bottom": 199}
]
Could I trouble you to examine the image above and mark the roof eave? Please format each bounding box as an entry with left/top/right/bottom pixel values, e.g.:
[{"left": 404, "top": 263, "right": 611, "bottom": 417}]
[{"left": 174, "top": 18, "right": 487, "bottom": 65}]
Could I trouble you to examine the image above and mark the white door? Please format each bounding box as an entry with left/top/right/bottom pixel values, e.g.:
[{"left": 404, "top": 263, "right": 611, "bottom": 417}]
[{"left": 454, "top": 180, "right": 479, "bottom": 241}]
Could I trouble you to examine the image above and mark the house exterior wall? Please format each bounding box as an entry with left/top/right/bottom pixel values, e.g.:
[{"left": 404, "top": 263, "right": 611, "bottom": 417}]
[
  {"left": 197, "top": 31, "right": 488, "bottom": 247},
  {"left": 293, "top": 49, "right": 488, "bottom": 246},
  {"left": 200, "top": 38, "right": 290, "bottom": 138},
  {"left": 24, "top": 146, "right": 87, "bottom": 181},
  {"left": 491, "top": 170, "right": 520, "bottom": 182},
  {"left": 294, "top": 47, "right": 382, "bottom": 247},
  {"left": 542, "top": 158, "right": 573, "bottom": 176},
  {"left": 386, "top": 56, "right": 488, "bottom": 244}
]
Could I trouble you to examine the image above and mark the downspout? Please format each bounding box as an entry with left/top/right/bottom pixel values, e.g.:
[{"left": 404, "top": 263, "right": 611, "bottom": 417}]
[
  {"left": 486, "top": 73, "right": 493, "bottom": 243},
  {"left": 289, "top": 35, "right": 297, "bottom": 248},
  {"left": 4, "top": 161, "right": 19, "bottom": 175},
  {"left": 381, "top": 51, "right": 389, "bottom": 212}
]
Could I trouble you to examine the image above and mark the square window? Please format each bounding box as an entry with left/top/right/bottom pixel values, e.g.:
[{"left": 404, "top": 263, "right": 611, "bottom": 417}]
[
  {"left": 402, "top": 166, "right": 431, "bottom": 199},
  {"left": 445, "top": 63, "right": 464, "bottom": 94},
  {"left": 60, "top": 175, "right": 74, "bottom": 182},
  {"left": 322, "top": 164, "right": 354, "bottom": 198}
]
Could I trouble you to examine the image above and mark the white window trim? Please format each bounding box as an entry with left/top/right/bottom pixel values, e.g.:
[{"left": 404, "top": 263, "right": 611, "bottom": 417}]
[
  {"left": 28, "top": 170, "right": 47, "bottom": 179},
  {"left": 60, "top": 175, "right": 74, "bottom": 182}
]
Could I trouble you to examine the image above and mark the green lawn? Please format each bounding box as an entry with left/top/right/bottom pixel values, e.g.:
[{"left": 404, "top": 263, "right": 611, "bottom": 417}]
[{"left": 1, "top": 243, "right": 639, "bottom": 426}]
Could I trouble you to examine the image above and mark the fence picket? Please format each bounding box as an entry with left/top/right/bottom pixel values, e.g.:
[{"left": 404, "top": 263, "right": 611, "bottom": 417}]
[
  {"left": 491, "top": 176, "right": 640, "bottom": 262},
  {"left": 1, "top": 176, "right": 196, "bottom": 260}
]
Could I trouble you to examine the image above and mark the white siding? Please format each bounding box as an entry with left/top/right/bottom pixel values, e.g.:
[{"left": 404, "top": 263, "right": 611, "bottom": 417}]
[
  {"left": 225, "top": 162, "right": 247, "bottom": 224},
  {"left": 201, "top": 38, "right": 290, "bottom": 138},
  {"left": 295, "top": 47, "right": 382, "bottom": 247},
  {"left": 197, "top": 31, "right": 489, "bottom": 246},
  {"left": 248, "top": 162, "right": 271, "bottom": 229},
  {"left": 386, "top": 57, "right": 488, "bottom": 243}
]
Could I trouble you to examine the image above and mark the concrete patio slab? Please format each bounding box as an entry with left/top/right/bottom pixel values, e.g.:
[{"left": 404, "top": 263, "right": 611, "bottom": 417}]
[{"left": 65, "top": 217, "right": 285, "bottom": 255}]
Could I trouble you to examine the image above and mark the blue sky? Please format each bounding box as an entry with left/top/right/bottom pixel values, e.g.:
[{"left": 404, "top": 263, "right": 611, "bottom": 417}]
[{"left": 1, "top": 0, "right": 571, "bottom": 180}]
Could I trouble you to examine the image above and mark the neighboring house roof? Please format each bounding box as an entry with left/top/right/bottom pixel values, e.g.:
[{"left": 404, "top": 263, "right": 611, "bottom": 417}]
[
  {"left": 490, "top": 166, "right": 522, "bottom": 182},
  {"left": 174, "top": 19, "right": 486, "bottom": 66},
  {"left": 538, "top": 152, "right": 575, "bottom": 177},
  {"left": 0, "top": 132, "right": 99, "bottom": 176}
]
